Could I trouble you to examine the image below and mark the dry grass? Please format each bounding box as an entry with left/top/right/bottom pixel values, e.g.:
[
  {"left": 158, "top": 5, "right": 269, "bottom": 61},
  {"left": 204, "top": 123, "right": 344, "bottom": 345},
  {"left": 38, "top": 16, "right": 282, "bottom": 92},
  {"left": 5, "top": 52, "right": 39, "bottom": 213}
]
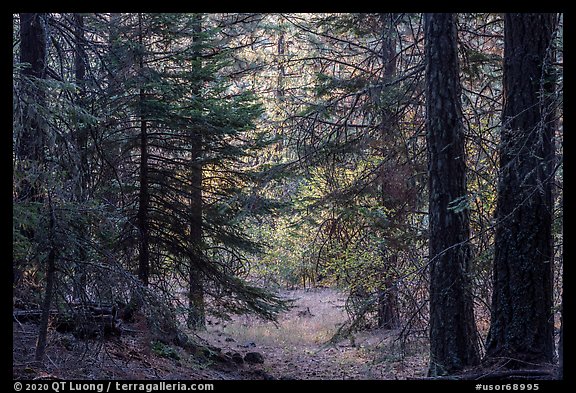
[
  {"left": 218, "top": 287, "right": 347, "bottom": 348},
  {"left": 200, "top": 287, "right": 430, "bottom": 379}
]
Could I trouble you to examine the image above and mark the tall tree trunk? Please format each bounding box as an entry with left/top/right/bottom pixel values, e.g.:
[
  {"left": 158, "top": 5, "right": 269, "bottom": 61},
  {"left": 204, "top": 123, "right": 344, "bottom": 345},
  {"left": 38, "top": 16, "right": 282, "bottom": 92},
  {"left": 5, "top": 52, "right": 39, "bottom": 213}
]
[
  {"left": 101, "top": 13, "right": 125, "bottom": 209},
  {"left": 35, "top": 197, "right": 57, "bottom": 363},
  {"left": 137, "top": 13, "right": 150, "bottom": 286},
  {"left": 72, "top": 13, "right": 89, "bottom": 303},
  {"left": 19, "top": 14, "right": 52, "bottom": 362},
  {"left": 15, "top": 13, "right": 48, "bottom": 287},
  {"left": 73, "top": 13, "right": 89, "bottom": 203},
  {"left": 17, "top": 13, "right": 47, "bottom": 203},
  {"left": 188, "top": 13, "right": 205, "bottom": 329},
  {"left": 377, "top": 13, "right": 400, "bottom": 330},
  {"left": 424, "top": 13, "right": 480, "bottom": 376},
  {"left": 18, "top": 13, "right": 58, "bottom": 364},
  {"left": 188, "top": 125, "right": 204, "bottom": 328},
  {"left": 485, "top": 13, "right": 557, "bottom": 368}
]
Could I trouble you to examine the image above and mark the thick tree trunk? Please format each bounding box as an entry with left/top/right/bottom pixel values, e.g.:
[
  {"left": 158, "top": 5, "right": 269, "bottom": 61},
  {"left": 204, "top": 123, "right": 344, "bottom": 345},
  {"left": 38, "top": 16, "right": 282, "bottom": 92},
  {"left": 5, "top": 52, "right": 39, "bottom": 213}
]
[
  {"left": 484, "top": 13, "right": 557, "bottom": 368},
  {"left": 17, "top": 13, "right": 47, "bottom": 202},
  {"left": 19, "top": 13, "right": 47, "bottom": 79},
  {"left": 15, "top": 13, "right": 48, "bottom": 287},
  {"left": 424, "top": 13, "right": 480, "bottom": 376},
  {"left": 188, "top": 14, "right": 205, "bottom": 330}
]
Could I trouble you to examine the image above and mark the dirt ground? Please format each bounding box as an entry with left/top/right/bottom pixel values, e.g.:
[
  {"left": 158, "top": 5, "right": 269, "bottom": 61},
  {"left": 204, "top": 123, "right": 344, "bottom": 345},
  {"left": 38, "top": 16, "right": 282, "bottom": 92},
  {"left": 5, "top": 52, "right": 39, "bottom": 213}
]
[
  {"left": 198, "top": 287, "right": 429, "bottom": 380},
  {"left": 13, "top": 287, "right": 429, "bottom": 380}
]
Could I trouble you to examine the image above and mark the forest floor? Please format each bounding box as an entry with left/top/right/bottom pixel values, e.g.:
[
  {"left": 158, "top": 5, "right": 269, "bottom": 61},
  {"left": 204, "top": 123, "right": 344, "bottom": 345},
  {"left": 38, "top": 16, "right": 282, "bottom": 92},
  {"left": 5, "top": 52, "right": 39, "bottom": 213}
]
[
  {"left": 198, "top": 287, "right": 429, "bottom": 380},
  {"left": 13, "top": 287, "right": 429, "bottom": 380}
]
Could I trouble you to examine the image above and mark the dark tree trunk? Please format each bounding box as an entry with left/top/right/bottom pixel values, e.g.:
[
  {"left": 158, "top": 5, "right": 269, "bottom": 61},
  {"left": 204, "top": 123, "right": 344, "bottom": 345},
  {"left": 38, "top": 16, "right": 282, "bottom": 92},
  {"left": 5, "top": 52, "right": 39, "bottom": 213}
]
[
  {"left": 35, "top": 199, "right": 57, "bottom": 363},
  {"left": 188, "top": 139, "right": 204, "bottom": 328},
  {"left": 424, "top": 13, "right": 480, "bottom": 376},
  {"left": 19, "top": 13, "right": 47, "bottom": 79},
  {"left": 35, "top": 248, "right": 56, "bottom": 363},
  {"left": 18, "top": 14, "right": 52, "bottom": 363},
  {"left": 73, "top": 13, "right": 89, "bottom": 199},
  {"left": 73, "top": 13, "right": 86, "bottom": 95},
  {"left": 137, "top": 13, "right": 150, "bottom": 286},
  {"left": 72, "top": 13, "right": 89, "bottom": 302},
  {"left": 17, "top": 13, "right": 47, "bottom": 202},
  {"left": 100, "top": 13, "right": 125, "bottom": 209},
  {"left": 15, "top": 13, "right": 48, "bottom": 287},
  {"left": 188, "top": 14, "right": 205, "bottom": 329},
  {"left": 377, "top": 273, "right": 399, "bottom": 329},
  {"left": 484, "top": 13, "right": 557, "bottom": 368}
]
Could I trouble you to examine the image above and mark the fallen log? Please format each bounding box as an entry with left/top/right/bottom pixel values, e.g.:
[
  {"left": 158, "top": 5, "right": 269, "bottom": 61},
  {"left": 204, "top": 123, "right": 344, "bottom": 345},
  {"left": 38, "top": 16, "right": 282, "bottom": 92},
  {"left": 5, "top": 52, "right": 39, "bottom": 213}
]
[
  {"left": 13, "top": 309, "right": 58, "bottom": 322},
  {"left": 13, "top": 304, "right": 121, "bottom": 339}
]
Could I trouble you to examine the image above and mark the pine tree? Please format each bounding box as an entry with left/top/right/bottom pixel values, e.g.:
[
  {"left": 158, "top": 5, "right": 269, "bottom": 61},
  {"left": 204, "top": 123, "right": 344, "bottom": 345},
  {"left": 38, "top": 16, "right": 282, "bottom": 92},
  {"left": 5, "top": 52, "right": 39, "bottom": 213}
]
[
  {"left": 187, "top": 13, "right": 205, "bottom": 329},
  {"left": 424, "top": 12, "right": 480, "bottom": 376},
  {"left": 106, "top": 13, "right": 287, "bottom": 324},
  {"left": 136, "top": 12, "right": 151, "bottom": 287},
  {"left": 17, "top": 12, "right": 53, "bottom": 364},
  {"left": 485, "top": 13, "right": 558, "bottom": 368}
]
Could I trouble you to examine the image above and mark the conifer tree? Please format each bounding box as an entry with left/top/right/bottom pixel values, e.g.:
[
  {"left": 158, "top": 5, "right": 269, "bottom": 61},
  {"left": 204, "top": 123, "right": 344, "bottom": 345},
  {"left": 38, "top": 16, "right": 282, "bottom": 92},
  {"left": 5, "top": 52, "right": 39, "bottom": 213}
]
[
  {"left": 424, "top": 12, "right": 480, "bottom": 376},
  {"left": 106, "top": 13, "right": 287, "bottom": 324},
  {"left": 485, "top": 13, "right": 558, "bottom": 367}
]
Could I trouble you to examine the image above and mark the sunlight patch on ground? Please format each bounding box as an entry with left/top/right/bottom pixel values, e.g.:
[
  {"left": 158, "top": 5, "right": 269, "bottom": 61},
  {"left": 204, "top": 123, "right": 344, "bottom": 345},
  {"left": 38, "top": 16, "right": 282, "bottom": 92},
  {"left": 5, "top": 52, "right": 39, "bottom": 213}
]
[
  {"left": 199, "top": 287, "right": 430, "bottom": 379},
  {"left": 216, "top": 288, "right": 347, "bottom": 348}
]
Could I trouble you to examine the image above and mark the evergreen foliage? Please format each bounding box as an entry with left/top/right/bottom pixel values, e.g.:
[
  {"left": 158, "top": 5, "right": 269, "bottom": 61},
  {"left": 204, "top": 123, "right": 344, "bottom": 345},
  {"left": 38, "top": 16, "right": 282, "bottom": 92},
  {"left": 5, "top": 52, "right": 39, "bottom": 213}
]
[{"left": 12, "top": 13, "right": 563, "bottom": 377}]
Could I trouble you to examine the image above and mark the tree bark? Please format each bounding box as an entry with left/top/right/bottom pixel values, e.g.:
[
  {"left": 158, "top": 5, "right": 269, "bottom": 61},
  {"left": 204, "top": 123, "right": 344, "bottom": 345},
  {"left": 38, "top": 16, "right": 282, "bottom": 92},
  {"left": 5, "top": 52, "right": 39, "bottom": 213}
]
[
  {"left": 17, "top": 13, "right": 47, "bottom": 202},
  {"left": 19, "top": 13, "right": 47, "bottom": 79},
  {"left": 15, "top": 13, "right": 48, "bottom": 287},
  {"left": 188, "top": 136, "right": 205, "bottom": 328},
  {"left": 35, "top": 199, "right": 57, "bottom": 363},
  {"left": 484, "top": 13, "right": 557, "bottom": 368},
  {"left": 73, "top": 13, "right": 89, "bottom": 200},
  {"left": 424, "top": 13, "right": 480, "bottom": 376},
  {"left": 17, "top": 13, "right": 53, "bottom": 364}
]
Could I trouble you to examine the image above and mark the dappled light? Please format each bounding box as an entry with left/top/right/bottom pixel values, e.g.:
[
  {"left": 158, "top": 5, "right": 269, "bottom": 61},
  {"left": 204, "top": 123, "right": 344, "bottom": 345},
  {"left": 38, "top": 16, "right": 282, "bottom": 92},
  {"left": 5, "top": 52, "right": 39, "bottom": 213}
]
[{"left": 13, "top": 13, "right": 563, "bottom": 383}]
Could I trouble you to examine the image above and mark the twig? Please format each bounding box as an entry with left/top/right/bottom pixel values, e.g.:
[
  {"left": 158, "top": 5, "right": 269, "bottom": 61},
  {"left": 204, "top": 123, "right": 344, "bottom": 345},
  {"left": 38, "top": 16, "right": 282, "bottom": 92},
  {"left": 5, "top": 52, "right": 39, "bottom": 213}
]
[
  {"left": 13, "top": 313, "right": 27, "bottom": 333},
  {"left": 471, "top": 369, "right": 556, "bottom": 380}
]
